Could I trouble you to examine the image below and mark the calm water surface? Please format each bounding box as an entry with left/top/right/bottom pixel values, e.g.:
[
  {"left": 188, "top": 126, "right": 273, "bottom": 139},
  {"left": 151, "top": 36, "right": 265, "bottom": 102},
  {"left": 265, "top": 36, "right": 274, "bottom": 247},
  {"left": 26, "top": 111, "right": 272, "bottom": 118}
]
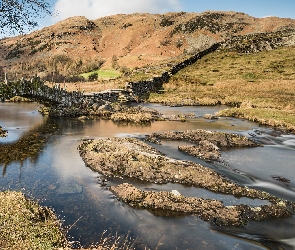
[{"left": 0, "top": 102, "right": 295, "bottom": 249}]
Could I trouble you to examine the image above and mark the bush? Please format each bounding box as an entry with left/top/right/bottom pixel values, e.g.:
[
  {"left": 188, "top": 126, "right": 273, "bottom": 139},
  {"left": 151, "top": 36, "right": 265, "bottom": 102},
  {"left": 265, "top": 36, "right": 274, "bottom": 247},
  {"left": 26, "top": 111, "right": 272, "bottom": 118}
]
[{"left": 88, "top": 72, "right": 98, "bottom": 81}]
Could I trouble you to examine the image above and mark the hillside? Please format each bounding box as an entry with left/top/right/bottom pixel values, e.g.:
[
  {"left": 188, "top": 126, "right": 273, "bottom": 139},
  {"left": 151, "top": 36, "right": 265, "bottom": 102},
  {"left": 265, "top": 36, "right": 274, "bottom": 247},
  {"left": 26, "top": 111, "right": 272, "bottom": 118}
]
[
  {"left": 148, "top": 45, "right": 295, "bottom": 131},
  {"left": 1, "top": 11, "right": 295, "bottom": 80}
]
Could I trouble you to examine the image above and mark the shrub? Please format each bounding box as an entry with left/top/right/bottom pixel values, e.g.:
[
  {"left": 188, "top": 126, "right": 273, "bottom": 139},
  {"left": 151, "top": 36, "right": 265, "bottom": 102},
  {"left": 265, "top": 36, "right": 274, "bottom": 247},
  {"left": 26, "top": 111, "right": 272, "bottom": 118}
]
[{"left": 88, "top": 72, "right": 99, "bottom": 81}]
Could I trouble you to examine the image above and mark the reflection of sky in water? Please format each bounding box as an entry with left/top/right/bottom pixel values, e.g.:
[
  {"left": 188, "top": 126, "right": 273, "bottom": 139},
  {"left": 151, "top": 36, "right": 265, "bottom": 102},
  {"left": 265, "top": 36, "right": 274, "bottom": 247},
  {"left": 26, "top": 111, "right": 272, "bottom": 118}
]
[
  {"left": 0, "top": 102, "right": 43, "bottom": 143},
  {"left": 1, "top": 103, "right": 295, "bottom": 249},
  {"left": 142, "top": 103, "right": 226, "bottom": 116}
]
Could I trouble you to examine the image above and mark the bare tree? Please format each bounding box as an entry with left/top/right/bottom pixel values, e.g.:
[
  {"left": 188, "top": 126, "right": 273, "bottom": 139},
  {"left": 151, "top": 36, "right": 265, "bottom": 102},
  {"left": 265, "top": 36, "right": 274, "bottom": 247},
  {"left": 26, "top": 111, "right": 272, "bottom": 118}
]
[{"left": 0, "top": 0, "right": 52, "bottom": 35}]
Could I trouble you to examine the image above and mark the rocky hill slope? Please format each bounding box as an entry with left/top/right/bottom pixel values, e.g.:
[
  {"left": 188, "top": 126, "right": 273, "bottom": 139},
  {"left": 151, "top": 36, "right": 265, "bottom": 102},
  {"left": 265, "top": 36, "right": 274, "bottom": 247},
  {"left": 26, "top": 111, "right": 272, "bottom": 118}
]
[{"left": 1, "top": 11, "right": 295, "bottom": 79}]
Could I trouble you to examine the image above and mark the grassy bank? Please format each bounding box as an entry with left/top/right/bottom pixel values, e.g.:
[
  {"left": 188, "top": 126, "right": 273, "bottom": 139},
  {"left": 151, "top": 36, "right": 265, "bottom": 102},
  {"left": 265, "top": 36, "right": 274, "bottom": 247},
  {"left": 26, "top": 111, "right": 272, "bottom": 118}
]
[
  {"left": 0, "top": 191, "right": 134, "bottom": 249},
  {"left": 0, "top": 191, "right": 65, "bottom": 249},
  {"left": 148, "top": 46, "right": 295, "bottom": 131}
]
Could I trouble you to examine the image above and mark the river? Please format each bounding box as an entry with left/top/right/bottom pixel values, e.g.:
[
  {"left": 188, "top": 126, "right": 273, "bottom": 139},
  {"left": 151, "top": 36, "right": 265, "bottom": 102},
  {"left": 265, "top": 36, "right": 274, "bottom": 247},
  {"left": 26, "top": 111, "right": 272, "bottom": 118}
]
[{"left": 0, "top": 102, "right": 295, "bottom": 249}]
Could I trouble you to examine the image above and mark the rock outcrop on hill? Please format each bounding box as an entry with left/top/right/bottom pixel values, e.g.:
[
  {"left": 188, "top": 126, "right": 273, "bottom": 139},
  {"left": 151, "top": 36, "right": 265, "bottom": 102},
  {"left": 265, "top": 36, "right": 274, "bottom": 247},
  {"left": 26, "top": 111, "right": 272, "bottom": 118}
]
[{"left": 1, "top": 11, "right": 295, "bottom": 79}]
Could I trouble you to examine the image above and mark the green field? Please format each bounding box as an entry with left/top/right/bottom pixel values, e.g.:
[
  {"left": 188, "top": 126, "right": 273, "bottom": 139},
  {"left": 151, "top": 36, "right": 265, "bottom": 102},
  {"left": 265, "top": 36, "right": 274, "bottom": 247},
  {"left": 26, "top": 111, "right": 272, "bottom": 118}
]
[{"left": 80, "top": 69, "right": 121, "bottom": 80}]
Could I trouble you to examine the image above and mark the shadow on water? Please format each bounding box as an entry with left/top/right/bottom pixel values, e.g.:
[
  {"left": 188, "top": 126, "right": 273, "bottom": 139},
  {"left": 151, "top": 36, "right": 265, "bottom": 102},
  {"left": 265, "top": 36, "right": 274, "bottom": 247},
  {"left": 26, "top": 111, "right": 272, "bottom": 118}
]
[{"left": 0, "top": 102, "right": 295, "bottom": 249}]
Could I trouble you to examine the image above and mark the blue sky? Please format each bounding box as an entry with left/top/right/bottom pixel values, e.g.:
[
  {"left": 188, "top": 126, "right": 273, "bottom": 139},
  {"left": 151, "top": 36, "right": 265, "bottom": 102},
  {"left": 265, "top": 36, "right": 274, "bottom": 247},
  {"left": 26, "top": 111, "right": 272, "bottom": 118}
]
[
  {"left": 179, "top": 0, "right": 295, "bottom": 19},
  {"left": 4, "top": 0, "right": 295, "bottom": 36},
  {"left": 40, "top": 0, "right": 295, "bottom": 29}
]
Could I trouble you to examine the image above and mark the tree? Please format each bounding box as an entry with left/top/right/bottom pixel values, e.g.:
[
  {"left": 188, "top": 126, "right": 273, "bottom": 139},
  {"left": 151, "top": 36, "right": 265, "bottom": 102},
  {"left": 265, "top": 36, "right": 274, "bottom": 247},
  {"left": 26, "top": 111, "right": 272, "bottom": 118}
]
[
  {"left": 0, "top": 66, "right": 5, "bottom": 82},
  {"left": 0, "top": 0, "right": 52, "bottom": 35},
  {"left": 88, "top": 72, "right": 98, "bottom": 81}
]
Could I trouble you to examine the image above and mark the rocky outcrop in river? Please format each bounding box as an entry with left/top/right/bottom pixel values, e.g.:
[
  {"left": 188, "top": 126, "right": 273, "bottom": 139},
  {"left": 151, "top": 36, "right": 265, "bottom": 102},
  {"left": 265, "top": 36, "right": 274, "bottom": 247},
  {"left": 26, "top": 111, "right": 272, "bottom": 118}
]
[
  {"left": 145, "top": 129, "right": 261, "bottom": 161},
  {"left": 78, "top": 137, "right": 265, "bottom": 197},
  {"left": 78, "top": 137, "right": 295, "bottom": 226},
  {"left": 145, "top": 130, "right": 261, "bottom": 147},
  {"left": 110, "top": 183, "right": 295, "bottom": 226},
  {"left": 88, "top": 103, "right": 163, "bottom": 123}
]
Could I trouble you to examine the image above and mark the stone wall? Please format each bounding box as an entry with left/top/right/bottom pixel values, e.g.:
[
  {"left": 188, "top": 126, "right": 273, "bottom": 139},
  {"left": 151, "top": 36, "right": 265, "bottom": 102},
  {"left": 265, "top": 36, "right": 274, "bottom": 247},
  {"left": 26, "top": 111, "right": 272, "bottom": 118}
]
[
  {"left": 127, "top": 43, "right": 220, "bottom": 99},
  {"left": 0, "top": 78, "right": 120, "bottom": 108}
]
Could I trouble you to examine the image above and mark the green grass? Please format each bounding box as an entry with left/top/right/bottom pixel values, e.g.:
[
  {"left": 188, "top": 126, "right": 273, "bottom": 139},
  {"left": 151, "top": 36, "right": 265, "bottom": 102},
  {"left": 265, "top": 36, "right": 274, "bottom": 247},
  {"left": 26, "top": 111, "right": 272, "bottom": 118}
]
[
  {"left": 167, "top": 46, "right": 295, "bottom": 85},
  {"left": 80, "top": 69, "right": 121, "bottom": 80},
  {"left": 217, "top": 107, "right": 295, "bottom": 131},
  {"left": 148, "top": 46, "right": 295, "bottom": 131}
]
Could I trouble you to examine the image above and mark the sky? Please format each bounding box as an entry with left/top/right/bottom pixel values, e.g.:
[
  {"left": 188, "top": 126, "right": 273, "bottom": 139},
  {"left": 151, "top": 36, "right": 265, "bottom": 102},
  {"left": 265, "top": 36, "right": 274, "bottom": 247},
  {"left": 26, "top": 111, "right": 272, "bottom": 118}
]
[
  {"left": 42, "top": 0, "right": 295, "bottom": 25},
  {"left": 38, "top": 0, "right": 295, "bottom": 29},
  {"left": 1, "top": 0, "right": 295, "bottom": 38}
]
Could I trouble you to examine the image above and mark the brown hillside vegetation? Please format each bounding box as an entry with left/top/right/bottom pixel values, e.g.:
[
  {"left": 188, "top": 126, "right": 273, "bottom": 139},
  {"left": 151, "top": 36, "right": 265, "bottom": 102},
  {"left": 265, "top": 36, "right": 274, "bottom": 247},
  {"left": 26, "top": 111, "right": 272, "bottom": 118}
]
[{"left": 1, "top": 11, "right": 295, "bottom": 79}]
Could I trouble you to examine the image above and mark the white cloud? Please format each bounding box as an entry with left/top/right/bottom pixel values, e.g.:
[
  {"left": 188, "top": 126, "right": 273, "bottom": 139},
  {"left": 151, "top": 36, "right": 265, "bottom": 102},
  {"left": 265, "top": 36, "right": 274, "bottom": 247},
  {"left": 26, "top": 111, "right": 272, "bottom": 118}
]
[{"left": 53, "top": 0, "right": 182, "bottom": 21}]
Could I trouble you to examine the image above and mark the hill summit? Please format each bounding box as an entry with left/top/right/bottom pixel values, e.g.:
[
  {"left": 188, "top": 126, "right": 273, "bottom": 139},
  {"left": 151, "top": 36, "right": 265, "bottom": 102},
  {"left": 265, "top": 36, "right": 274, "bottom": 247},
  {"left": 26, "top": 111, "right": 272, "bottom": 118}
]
[{"left": 1, "top": 11, "right": 295, "bottom": 79}]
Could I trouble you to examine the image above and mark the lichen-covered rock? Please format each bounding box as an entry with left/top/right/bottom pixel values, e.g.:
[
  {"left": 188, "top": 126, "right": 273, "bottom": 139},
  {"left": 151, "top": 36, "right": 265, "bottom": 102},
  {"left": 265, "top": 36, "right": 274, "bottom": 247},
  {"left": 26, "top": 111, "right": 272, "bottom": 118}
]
[
  {"left": 8, "top": 96, "right": 33, "bottom": 102},
  {"left": 145, "top": 129, "right": 261, "bottom": 147},
  {"left": 203, "top": 113, "right": 218, "bottom": 120},
  {"left": 110, "top": 105, "right": 162, "bottom": 123},
  {"left": 111, "top": 112, "right": 153, "bottom": 123},
  {"left": 110, "top": 183, "right": 295, "bottom": 226},
  {"left": 161, "top": 114, "right": 192, "bottom": 122},
  {"left": 220, "top": 29, "right": 295, "bottom": 54},
  {"left": 110, "top": 183, "right": 242, "bottom": 226},
  {"left": 178, "top": 140, "right": 220, "bottom": 160},
  {"left": 78, "top": 137, "right": 271, "bottom": 200},
  {"left": 145, "top": 129, "right": 261, "bottom": 161}
]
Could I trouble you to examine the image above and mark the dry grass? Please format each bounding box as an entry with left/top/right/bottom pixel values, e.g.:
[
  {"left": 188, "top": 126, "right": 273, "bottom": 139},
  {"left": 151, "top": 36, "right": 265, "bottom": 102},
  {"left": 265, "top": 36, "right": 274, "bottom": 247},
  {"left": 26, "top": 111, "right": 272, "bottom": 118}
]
[
  {"left": 0, "top": 191, "right": 135, "bottom": 250},
  {"left": 0, "top": 191, "right": 65, "bottom": 250},
  {"left": 148, "top": 46, "right": 295, "bottom": 131},
  {"left": 45, "top": 80, "right": 125, "bottom": 94}
]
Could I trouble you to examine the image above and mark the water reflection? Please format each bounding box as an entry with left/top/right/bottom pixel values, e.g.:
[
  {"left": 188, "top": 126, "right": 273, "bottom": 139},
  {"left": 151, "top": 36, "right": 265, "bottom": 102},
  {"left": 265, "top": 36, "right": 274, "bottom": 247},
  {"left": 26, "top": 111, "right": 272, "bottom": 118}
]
[
  {"left": 0, "top": 102, "right": 44, "bottom": 143},
  {"left": 216, "top": 216, "right": 295, "bottom": 250},
  {"left": 0, "top": 102, "right": 295, "bottom": 249}
]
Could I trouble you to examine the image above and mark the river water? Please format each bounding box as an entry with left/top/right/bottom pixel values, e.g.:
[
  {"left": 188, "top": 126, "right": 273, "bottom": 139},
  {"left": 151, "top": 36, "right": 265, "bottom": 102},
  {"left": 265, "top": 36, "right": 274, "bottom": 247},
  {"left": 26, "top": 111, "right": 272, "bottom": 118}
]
[{"left": 0, "top": 102, "right": 295, "bottom": 250}]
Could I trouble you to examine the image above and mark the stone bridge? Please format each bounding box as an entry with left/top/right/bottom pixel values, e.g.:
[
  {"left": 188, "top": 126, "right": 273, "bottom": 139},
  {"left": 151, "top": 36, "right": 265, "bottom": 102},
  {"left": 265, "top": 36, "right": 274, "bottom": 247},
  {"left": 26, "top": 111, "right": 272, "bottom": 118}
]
[
  {"left": 0, "top": 78, "right": 131, "bottom": 105},
  {"left": 0, "top": 43, "right": 220, "bottom": 116}
]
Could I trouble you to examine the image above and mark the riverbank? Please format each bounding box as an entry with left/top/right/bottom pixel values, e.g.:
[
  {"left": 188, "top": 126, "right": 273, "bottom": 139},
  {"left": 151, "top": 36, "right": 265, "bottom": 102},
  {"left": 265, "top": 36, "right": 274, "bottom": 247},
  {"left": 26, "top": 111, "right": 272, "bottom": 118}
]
[
  {"left": 0, "top": 190, "right": 135, "bottom": 250},
  {"left": 0, "top": 191, "right": 66, "bottom": 249},
  {"left": 147, "top": 46, "right": 295, "bottom": 132},
  {"left": 0, "top": 191, "right": 133, "bottom": 249}
]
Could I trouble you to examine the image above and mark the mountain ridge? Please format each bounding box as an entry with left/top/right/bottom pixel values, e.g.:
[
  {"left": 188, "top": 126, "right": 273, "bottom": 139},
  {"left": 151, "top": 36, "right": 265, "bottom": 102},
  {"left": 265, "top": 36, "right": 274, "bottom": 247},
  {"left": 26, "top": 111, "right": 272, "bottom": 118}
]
[{"left": 1, "top": 11, "right": 295, "bottom": 79}]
